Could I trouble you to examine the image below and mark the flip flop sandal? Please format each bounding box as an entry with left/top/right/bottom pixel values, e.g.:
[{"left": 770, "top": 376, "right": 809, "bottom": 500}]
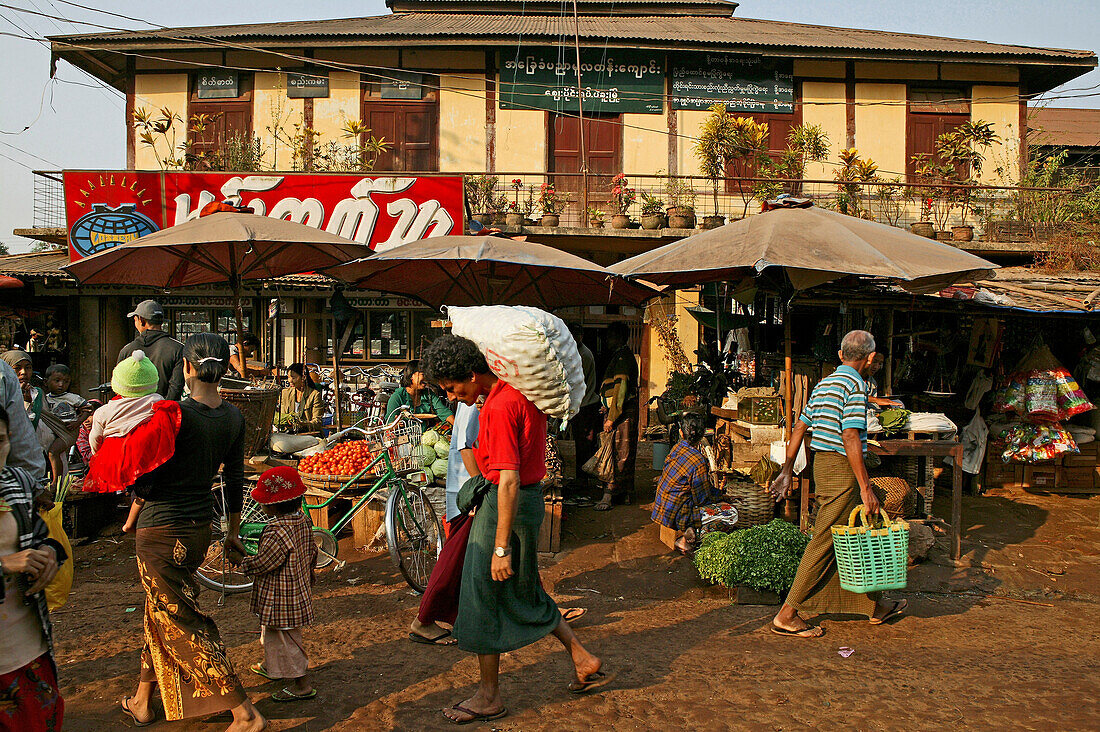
[
  {"left": 409, "top": 630, "right": 456, "bottom": 646},
  {"left": 770, "top": 624, "right": 825, "bottom": 638},
  {"left": 271, "top": 687, "right": 318, "bottom": 702},
  {"left": 568, "top": 669, "right": 618, "bottom": 694},
  {"left": 869, "top": 599, "right": 908, "bottom": 625},
  {"left": 445, "top": 704, "right": 507, "bottom": 725},
  {"left": 250, "top": 663, "right": 276, "bottom": 680},
  {"left": 561, "top": 607, "right": 588, "bottom": 623},
  {"left": 121, "top": 696, "right": 155, "bottom": 727}
]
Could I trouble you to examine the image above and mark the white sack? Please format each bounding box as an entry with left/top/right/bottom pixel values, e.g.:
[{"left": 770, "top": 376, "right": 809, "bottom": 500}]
[{"left": 448, "top": 305, "right": 585, "bottom": 422}]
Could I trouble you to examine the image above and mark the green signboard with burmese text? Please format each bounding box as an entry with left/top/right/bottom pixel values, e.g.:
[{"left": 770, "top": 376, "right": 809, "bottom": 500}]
[
  {"left": 499, "top": 47, "right": 664, "bottom": 114},
  {"left": 671, "top": 54, "right": 794, "bottom": 113}
]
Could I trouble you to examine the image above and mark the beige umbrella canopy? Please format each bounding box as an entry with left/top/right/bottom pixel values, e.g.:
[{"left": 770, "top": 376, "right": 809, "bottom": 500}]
[
  {"left": 609, "top": 206, "right": 997, "bottom": 290},
  {"left": 326, "top": 235, "right": 658, "bottom": 309}
]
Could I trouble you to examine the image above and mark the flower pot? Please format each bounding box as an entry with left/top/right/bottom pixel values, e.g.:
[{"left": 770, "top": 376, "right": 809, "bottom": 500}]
[
  {"left": 610, "top": 214, "right": 631, "bottom": 229},
  {"left": 505, "top": 212, "right": 524, "bottom": 227},
  {"left": 909, "top": 221, "right": 935, "bottom": 239},
  {"left": 640, "top": 214, "right": 664, "bottom": 230},
  {"left": 668, "top": 213, "right": 693, "bottom": 229},
  {"left": 539, "top": 214, "right": 560, "bottom": 227},
  {"left": 701, "top": 215, "right": 725, "bottom": 230},
  {"left": 472, "top": 213, "right": 493, "bottom": 226},
  {"left": 934, "top": 230, "right": 951, "bottom": 241},
  {"left": 952, "top": 225, "right": 974, "bottom": 242},
  {"left": 523, "top": 218, "right": 538, "bottom": 226},
  {"left": 491, "top": 212, "right": 506, "bottom": 225},
  {"left": 591, "top": 220, "right": 605, "bottom": 229}
]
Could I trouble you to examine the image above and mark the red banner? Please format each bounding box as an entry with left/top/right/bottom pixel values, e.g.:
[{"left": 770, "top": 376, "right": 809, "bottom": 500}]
[{"left": 63, "top": 170, "right": 464, "bottom": 261}]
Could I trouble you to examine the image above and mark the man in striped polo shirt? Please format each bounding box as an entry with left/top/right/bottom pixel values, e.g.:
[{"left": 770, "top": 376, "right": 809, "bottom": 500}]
[{"left": 768, "top": 330, "right": 906, "bottom": 638}]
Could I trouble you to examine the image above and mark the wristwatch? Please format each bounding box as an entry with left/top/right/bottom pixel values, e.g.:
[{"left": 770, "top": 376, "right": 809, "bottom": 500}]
[{"left": 493, "top": 546, "right": 512, "bottom": 558}]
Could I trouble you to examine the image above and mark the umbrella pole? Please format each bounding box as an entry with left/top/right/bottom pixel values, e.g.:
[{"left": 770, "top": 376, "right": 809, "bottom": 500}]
[
  {"left": 331, "top": 317, "right": 342, "bottom": 430},
  {"left": 783, "top": 305, "right": 793, "bottom": 442},
  {"left": 232, "top": 278, "right": 246, "bottom": 369}
]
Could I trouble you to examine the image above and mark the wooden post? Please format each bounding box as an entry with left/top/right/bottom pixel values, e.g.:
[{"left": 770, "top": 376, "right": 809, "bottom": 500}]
[
  {"left": 951, "top": 443, "right": 963, "bottom": 562},
  {"left": 331, "top": 318, "right": 342, "bottom": 429},
  {"left": 571, "top": 0, "right": 589, "bottom": 225},
  {"left": 886, "top": 308, "right": 895, "bottom": 395},
  {"left": 783, "top": 307, "right": 793, "bottom": 441}
]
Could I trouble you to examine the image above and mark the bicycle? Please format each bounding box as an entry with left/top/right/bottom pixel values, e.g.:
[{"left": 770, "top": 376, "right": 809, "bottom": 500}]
[{"left": 196, "top": 410, "right": 443, "bottom": 596}]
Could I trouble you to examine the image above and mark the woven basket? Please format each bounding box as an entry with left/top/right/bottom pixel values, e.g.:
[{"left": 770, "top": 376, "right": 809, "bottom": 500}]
[
  {"left": 219, "top": 386, "right": 280, "bottom": 458},
  {"left": 832, "top": 506, "right": 909, "bottom": 593},
  {"left": 723, "top": 477, "right": 774, "bottom": 527},
  {"left": 300, "top": 470, "right": 385, "bottom": 497},
  {"left": 870, "top": 476, "right": 917, "bottom": 520}
]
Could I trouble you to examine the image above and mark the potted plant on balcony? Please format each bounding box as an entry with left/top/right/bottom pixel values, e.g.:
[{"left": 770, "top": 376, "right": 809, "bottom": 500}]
[
  {"left": 608, "top": 173, "right": 637, "bottom": 229},
  {"left": 464, "top": 175, "right": 498, "bottom": 226},
  {"left": 537, "top": 183, "right": 567, "bottom": 227},
  {"left": 695, "top": 105, "right": 769, "bottom": 229},
  {"left": 940, "top": 121, "right": 1000, "bottom": 242},
  {"left": 506, "top": 178, "right": 526, "bottom": 226},
  {"left": 665, "top": 176, "right": 697, "bottom": 228},
  {"left": 834, "top": 147, "right": 879, "bottom": 220},
  {"left": 640, "top": 191, "right": 665, "bottom": 230},
  {"left": 587, "top": 206, "right": 606, "bottom": 229}
]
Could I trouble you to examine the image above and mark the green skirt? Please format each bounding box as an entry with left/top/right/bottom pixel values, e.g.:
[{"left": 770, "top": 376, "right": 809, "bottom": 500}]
[{"left": 452, "top": 484, "right": 560, "bottom": 654}]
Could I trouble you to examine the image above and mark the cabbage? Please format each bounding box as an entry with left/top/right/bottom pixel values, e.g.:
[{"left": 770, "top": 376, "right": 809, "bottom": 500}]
[
  {"left": 421, "top": 429, "right": 440, "bottom": 447},
  {"left": 421, "top": 464, "right": 435, "bottom": 481},
  {"left": 415, "top": 445, "right": 436, "bottom": 466},
  {"left": 434, "top": 442, "right": 450, "bottom": 459},
  {"left": 431, "top": 458, "right": 449, "bottom": 478}
]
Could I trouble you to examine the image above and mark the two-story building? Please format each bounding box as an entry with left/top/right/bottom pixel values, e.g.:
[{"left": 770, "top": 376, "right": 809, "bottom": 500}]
[{"left": 8, "top": 0, "right": 1096, "bottom": 400}]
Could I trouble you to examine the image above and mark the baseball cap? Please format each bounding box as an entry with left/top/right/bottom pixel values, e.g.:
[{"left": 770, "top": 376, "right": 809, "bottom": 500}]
[{"left": 127, "top": 299, "right": 165, "bottom": 323}]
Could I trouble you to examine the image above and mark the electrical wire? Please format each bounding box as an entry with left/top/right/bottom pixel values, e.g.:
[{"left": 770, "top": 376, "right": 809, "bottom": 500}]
[{"left": 0, "top": 138, "right": 62, "bottom": 167}]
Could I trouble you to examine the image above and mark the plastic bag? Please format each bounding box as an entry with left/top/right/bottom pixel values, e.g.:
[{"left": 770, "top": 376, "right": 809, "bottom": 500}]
[
  {"left": 39, "top": 502, "right": 73, "bottom": 611},
  {"left": 448, "top": 305, "right": 584, "bottom": 422},
  {"left": 769, "top": 440, "right": 807, "bottom": 475},
  {"left": 582, "top": 432, "right": 616, "bottom": 483}
]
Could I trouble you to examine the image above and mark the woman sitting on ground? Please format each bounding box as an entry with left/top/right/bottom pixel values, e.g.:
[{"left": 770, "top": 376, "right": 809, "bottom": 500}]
[
  {"left": 276, "top": 364, "right": 324, "bottom": 434},
  {"left": 385, "top": 361, "right": 454, "bottom": 428},
  {"left": 651, "top": 413, "right": 724, "bottom": 553}
]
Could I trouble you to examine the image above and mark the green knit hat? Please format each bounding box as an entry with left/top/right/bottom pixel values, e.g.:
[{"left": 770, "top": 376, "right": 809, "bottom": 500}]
[{"left": 112, "top": 349, "right": 159, "bottom": 398}]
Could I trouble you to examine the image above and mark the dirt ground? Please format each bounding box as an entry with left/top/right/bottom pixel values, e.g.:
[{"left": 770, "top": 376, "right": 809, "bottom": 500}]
[{"left": 54, "top": 444, "right": 1100, "bottom": 731}]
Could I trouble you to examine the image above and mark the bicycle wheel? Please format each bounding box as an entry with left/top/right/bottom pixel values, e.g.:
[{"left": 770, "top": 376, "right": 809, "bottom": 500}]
[
  {"left": 195, "top": 491, "right": 269, "bottom": 594},
  {"left": 385, "top": 482, "right": 442, "bottom": 594},
  {"left": 312, "top": 527, "right": 338, "bottom": 569}
]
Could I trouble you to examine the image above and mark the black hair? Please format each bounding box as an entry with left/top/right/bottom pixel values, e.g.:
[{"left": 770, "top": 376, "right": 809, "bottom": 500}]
[
  {"left": 184, "top": 332, "right": 231, "bottom": 383},
  {"left": 568, "top": 323, "right": 585, "bottom": 342},
  {"left": 607, "top": 321, "right": 630, "bottom": 344},
  {"left": 0, "top": 404, "right": 8, "bottom": 431},
  {"left": 268, "top": 496, "right": 303, "bottom": 515},
  {"left": 287, "top": 362, "right": 315, "bottom": 389},
  {"left": 421, "top": 335, "right": 489, "bottom": 384},
  {"left": 44, "top": 363, "right": 71, "bottom": 379},
  {"left": 239, "top": 332, "right": 261, "bottom": 351},
  {"left": 679, "top": 413, "right": 706, "bottom": 444},
  {"left": 400, "top": 360, "right": 421, "bottom": 388}
]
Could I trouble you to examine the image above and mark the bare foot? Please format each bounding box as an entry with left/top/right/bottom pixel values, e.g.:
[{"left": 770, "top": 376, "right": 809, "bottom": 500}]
[
  {"left": 121, "top": 696, "right": 154, "bottom": 725},
  {"left": 441, "top": 692, "right": 504, "bottom": 723},
  {"left": 771, "top": 610, "right": 824, "bottom": 637},
  {"left": 226, "top": 704, "right": 266, "bottom": 732},
  {"left": 593, "top": 491, "right": 613, "bottom": 512},
  {"left": 409, "top": 619, "right": 456, "bottom": 644},
  {"left": 570, "top": 650, "right": 602, "bottom": 686},
  {"left": 870, "top": 598, "right": 908, "bottom": 625}
]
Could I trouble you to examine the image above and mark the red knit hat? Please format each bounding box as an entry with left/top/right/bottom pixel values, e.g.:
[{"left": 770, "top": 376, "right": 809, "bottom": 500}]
[{"left": 251, "top": 466, "right": 306, "bottom": 504}]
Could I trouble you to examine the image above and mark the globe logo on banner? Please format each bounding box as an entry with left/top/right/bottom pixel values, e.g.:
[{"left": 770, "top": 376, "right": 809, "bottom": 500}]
[{"left": 69, "top": 203, "right": 159, "bottom": 258}]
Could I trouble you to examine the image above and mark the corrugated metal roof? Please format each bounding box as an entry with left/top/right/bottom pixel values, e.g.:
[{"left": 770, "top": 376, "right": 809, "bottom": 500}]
[
  {"left": 1029, "top": 107, "right": 1100, "bottom": 149},
  {"left": 388, "top": 0, "right": 737, "bottom": 11},
  {"left": 51, "top": 14, "right": 1095, "bottom": 61}
]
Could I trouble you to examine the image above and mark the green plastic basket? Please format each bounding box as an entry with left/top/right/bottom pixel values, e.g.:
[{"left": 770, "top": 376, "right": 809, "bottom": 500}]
[{"left": 831, "top": 506, "right": 909, "bottom": 594}]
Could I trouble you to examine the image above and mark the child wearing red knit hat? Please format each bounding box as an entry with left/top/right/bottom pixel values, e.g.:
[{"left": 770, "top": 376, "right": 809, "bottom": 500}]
[{"left": 228, "top": 466, "right": 318, "bottom": 702}]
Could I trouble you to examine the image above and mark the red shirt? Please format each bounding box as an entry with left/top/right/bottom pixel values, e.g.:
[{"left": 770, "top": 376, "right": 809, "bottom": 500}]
[{"left": 475, "top": 381, "right": 547, "bottom": 486}]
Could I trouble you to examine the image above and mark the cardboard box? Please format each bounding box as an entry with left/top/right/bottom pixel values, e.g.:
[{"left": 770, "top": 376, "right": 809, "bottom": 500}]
[{"left": 1023, "top": 465, "right": 1058, "bottom": 490}]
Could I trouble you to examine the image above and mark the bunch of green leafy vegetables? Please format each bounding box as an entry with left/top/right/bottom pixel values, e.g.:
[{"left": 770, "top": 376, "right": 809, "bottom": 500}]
[{"left": 693, "top": 519, "right": 811, "bottom": 593}]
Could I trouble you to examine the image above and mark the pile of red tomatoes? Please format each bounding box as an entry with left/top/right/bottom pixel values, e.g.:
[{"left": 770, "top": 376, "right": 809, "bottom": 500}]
[{"left": 298, "top": 440, "right": 376, "bottom": 476}]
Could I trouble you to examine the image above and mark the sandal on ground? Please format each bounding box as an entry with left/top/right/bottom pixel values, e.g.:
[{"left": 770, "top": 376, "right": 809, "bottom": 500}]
[
  {"left": 271, "top": 687, "right": 318, "bottom": 702},
  {"left": 770, "top": 623, "right": 825, "bottom": 638},
  {"left": 561, "top": 607, "right": 587, "bottom": 623},
  {"left": 121, "top": 696, "right": 155, "bottom": 727},
  {"left": 593, "top": 493, "right": 613, "bottom": 511},
  {"left": 444, "top": 704, "right": 507, "bottom": 725},
  {"left": 869, "top": 599, "right": 908, "bottom": 625},
  {"left": 409, "top": 630, "right": 457, "bottom": 646},
  {"left": 568, "top": 669, "right": 618, "bottom": 694},
  {"left": 250, "top": 663, "right": 276, "bottom": 680}
]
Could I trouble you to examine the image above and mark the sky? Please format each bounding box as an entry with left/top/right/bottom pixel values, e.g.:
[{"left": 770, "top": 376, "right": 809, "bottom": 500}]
[{"left": 1, "top": 0, "right": 1098, "bottom": 253}]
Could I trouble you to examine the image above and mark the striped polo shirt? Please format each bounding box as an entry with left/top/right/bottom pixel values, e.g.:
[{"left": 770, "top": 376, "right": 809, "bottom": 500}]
[{"left": 799, "top": 365, "right": 868, "bottom": 454}]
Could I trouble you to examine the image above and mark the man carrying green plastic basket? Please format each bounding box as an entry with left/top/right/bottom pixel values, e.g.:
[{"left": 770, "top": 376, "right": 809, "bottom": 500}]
[{"left": 768, "top": 330, "right": 907, "bottom": 638}]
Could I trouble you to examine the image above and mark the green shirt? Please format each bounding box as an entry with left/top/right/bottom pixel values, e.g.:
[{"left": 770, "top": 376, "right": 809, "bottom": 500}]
[{"left": 386, "top": 387, "right": 454, "bottom": 423}]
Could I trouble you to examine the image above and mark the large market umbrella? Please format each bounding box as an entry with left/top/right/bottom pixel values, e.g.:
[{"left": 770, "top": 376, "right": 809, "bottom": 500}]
[
  {"left": 326, "top": 235, "right": 657, "bottom": 309},
  {"left": 608, "top": 206, "right": 996, "bottom": 291}
]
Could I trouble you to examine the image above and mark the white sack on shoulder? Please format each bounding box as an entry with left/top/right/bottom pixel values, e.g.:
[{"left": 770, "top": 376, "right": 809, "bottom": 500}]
[{"left": 448, "top": 305, "right": 585, "bottom": 422}]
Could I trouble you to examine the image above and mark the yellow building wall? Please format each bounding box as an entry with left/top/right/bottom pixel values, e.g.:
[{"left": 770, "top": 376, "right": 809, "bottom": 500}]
[
  {"left": 439, "top": 73, "right": 487, "bottom": 171},
  {"left": 496, "top": 108, "right": 546, "bottom": 173},
  {"left": 622, "top": 113, "right": 669, "bottom": 177},
  {"left": 800, "top": 81, "right": 848, "bottom": 180},
  {"left": 854, "top": 83, "right": 907, "bottom": 177},
  {"left": 133, "top": 74, "right": 189, "bottom": 170},
  {"left": 676, "top": 110, "right": 708, "bottom": 177},
  {"left": 972, "top": 85, "right": 1022, "bottom": 185},
  {"left": 312, "top": 71, "right": 361, "bottom": 147},
  {"left": 253, "top": 72, "right": 304, "bottom": 170},
  {"left": 646, "top": 291, "right": 701, "bottom": 399}
]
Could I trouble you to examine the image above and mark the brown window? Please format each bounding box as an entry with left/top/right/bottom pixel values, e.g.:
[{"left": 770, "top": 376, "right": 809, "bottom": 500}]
[
  {"left": 549, "top": 113, "right": 623, "bottom": 215},
  {"left": 187, "top": 74, "right": 254, "bottom": 164},
  {"left": 361, "top": 74, "right": 440, "bottom": 172},
  {"left": 906, "top": 88, "right": 970, "bottom": 178}
]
